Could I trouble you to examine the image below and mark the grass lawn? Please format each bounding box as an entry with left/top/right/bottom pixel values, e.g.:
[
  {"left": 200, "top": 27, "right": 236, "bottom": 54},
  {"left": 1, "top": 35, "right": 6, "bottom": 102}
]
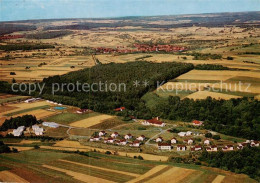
[
  {"left": 141, "top": 92, "right": 167, "bottom": 110},
  {"left": 5, "top": 105, "right": 50, "bottom": 116},
  {"left": 43, "top": 112, "right": 100, "bottom": 125}
]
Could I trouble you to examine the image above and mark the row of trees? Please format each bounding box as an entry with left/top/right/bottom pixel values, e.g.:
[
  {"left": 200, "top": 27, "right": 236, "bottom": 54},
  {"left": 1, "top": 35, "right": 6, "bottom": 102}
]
[{"left": 194, "top": 64, "right": 229, "bottom": 70}]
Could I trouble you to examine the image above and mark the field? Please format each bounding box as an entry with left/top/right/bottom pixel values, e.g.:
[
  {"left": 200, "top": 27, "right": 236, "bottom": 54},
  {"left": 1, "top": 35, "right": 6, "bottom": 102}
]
[
  {"left": 69, "top": 114, "right": 115, "bottom": 128},
  {"left": 0, "top": 148, "right": 256, "bottom": 183}
]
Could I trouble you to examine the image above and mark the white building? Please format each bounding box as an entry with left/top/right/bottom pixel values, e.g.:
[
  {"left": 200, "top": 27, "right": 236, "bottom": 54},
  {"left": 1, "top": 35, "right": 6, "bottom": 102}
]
[
  {"left": 204, "top": 139, "right": 210, "bottom": 145},
  {"left": 184, "top": 139, "right": 193, "bottom": 145},
  {"left": 42, "top": 122, "right": 59, "bottom": 128},
  {"left": 178, "top": 132, "right": 187, "bottom": 137},
  {"left": 90, "top": 136, "right": 101, "bottom": 142},
  {"left": 99, "top": 131, "right": 106, "bottom": 137},
  {"left": 111, "top": 132, "right": 119, "bottom": 138},
  {"left": 32, "top": 125, "right": 44, "bottom": 136},
  {"left": 186, "top": 131, "right": 193, "bottom": 136},
  {"left": 155, "top": 137, "right": 163, "bottom": 143},
  {"left": 171, "top": 138, "right": 177, "bottom": 144},
  {"left": 124, "top": 134, "right": 132, "bottom": 140},
  {"left": 142, "top": 117, "right": 166, "bottom": 127},
  {"left": 158, "top": 143, "right": 172, "bottom": 151},
  {"left": 13, "top": 126, "right": 25, "bottom": 137},
  {"left": 177, "top": 145, "right": 187, "bottom": 151},
  {"left": 136, "top": 135, "right": 145, "bottom": 141}
]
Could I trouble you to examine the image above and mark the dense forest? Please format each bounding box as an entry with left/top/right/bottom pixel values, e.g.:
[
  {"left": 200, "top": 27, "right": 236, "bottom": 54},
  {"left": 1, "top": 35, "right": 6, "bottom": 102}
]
[
  {"left": 199, "top": 147, "right": 260, "bottom": 181},
  {"left": 39, "top": 61, "right": 193, "bottom": 111},
  {"left": 141, "top": 96, "right": 260, "bottom": 140},
  {"left": 0, "top": 115, "right": 41, "bottom": 131}
]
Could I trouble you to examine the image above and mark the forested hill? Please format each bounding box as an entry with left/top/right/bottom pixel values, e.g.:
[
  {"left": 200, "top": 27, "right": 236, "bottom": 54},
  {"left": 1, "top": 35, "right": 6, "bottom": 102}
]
[{"left": 40, "top": 61, "right": 193, "bottom": 111}]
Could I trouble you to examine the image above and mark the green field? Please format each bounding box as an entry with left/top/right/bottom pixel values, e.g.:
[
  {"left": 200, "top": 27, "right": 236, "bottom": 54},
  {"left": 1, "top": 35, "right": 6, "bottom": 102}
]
[
  {"left": 5, "top": 105, "right": 50, "bottom": 116},
  {"left": 43, "top": 112, "right": 100, "bottom": 125}
]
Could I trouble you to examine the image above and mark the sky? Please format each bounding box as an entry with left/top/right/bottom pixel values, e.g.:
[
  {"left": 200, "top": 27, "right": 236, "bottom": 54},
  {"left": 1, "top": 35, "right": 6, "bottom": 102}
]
[{"left": 0, "top": 0, "right": 260, "bottom": 22}]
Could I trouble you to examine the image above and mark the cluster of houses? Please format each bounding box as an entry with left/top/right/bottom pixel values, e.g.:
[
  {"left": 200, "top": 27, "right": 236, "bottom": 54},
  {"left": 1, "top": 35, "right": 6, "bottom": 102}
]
[
  {"left": 156, "top": 136, "right": 259, "bottom": 152},
  {"left": 89, "top": 131, "right": 146, "bottom": 147},
  {"left": 94, "top": 44, "right": 187, "bottom": 54},
  {"left": 133, "top": 44, "right": 187, "bottom": 52}
]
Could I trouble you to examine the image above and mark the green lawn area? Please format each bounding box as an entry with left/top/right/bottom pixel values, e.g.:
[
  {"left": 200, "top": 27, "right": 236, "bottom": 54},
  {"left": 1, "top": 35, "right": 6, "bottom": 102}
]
[
  {"left": 220, "top": 134, "right": 246, "bottom": 143},
  {"left": 141, "top": 92, "right": 167, "bottom": 110},
  {"left": 43, "top": 112, "right": 100, "bottom": 125},
  {"left": 5, "top": 105, "right": 50, "bottom": 116}
]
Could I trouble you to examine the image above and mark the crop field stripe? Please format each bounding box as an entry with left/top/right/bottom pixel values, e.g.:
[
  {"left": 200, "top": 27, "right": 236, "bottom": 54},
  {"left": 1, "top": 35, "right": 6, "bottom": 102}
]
[
  {"left": 47, "top": 160, "right": 134, "bottom": 182},
  {"left": 64, "top": 155, "right": 152, "bottom": 174},
  {"left": 0, "top": 171, "right": 29, "bottom": 183},
  {"left": 42, "top": 165, "right": 115, "bottom": 183},
  {"left": 127, "top": 165, "right": 168, "bottom": 183},
  {"left": 212, "top": 175, "right": 225, "bottom": 183},
  {"left": 59, "top": 159, "right": 141, "bottom": 177},
  {"left": 5, "top": 105, "right": 50, "bottom": 116},
  {"left": 136, "top": 166, "right": 172, "bottom": 183}
]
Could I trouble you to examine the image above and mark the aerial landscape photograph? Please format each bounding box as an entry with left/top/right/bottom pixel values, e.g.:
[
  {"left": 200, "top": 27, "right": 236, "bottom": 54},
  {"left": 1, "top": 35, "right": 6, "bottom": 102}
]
[{"left": 0, "top": 0, "right": 260, "bottom": 182}]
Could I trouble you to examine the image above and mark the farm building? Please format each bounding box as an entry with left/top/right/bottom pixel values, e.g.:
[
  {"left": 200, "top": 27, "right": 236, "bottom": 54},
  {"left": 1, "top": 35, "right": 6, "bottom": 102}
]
[
  {"left": 13, "top": 126, "right": 25, "bottom": 137},
  {"left": 24, "top": 98, "right": 41, "bottom": 103},
  {"left": 42, "top": 122, "right": 59, "bottom": 128},
  {"left": 114, "top": 107, "right": 125, "bottom": 112},
  {"left": 158, "top": 143, "right": 172, "bottom": 151},
  {"left": 142, "top": 117, "right": 165, "bottom": 127},
  {"left": 192, "top": 120, "right": 203, "bottom": 126},
  {"left": 32, "top": 125, "right": 44, "bottom": 135},
  {"left": 177, "top": 145, "right": 187, "bottom": 151},
  {"left": 136, "top": 135, "right": 145, "bottom": 141}
]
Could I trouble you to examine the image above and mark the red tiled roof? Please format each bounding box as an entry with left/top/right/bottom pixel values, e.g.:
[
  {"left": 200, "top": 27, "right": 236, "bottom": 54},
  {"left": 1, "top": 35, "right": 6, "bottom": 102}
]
[
  {"left": 147, "top": 118, "right": 163, "bottom": 125},
  {"left": 158, "top": 143, "right": 171, "bottom": 146}
]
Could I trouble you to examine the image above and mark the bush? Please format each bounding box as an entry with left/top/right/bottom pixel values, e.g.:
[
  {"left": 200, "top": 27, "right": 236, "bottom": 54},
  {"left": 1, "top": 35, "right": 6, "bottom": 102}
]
[
  {"left": 212, "top": 135, "right": 221, "bottom": 140},
  {"left": 137, "top": 155, "right": 143, "bottom": 160},
  {"left": 227, "top": 56, "right": 234, "bottom": 60},
  {"left": 105, "top": 151, "right": 112, "bottom": 155},
  {"left": 205, "top": 133, "right": 213, "bottom": 138},
  {"left": 34, "top": 145, "right": 40, "bottom": 149}
]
